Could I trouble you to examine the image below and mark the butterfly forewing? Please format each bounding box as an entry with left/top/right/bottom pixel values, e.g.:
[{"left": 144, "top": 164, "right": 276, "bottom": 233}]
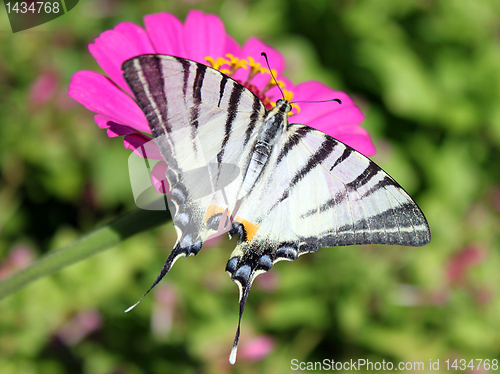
[
  {"left": 282, "top": 125, "right": 430, "bottom": 246},
  {"left": 223, "top": 124, "right": 430, "bottom": 265},
  {"left": 123, "top": 55, "right": 266, "bottom": 243}
]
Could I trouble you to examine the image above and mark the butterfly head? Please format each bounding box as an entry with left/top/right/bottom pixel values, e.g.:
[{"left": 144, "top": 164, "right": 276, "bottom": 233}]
[
  {"left": 275, "top": 99, "right": 292, "bottom": 115},
  {"left": 265, "top": 99, "right": 292, "bottom": 132}
]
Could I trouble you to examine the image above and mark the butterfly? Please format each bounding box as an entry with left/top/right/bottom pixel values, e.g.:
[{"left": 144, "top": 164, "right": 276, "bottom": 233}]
[{"left": 121, "top": 54, "right": 430, "bottom": 364}]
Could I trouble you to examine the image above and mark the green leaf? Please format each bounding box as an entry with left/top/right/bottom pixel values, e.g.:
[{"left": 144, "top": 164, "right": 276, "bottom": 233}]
[{"left": 0, "top": 209, "right": 170, "bottom": 300}]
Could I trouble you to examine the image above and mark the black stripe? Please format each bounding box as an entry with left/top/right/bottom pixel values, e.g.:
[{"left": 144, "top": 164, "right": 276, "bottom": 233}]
[
  {"left": 300, "top": 166, "right": 387, "bottom": 219},
  {"left": 273, "top": 138, "right": 337, "bottom": 207},
  {"left": 218, "top": 75, "right": 228, "bottom": 107},
  {"left": 360, "top": 176, "right": 394, "bottom": 198},
  {"left": 137, "top": 56, "right": 169, "bottom": 137},
  {"left": 193, "top": 64, "right": 206, "bottom": 103},
  {"left": 300, "top": 191, "right": 346, "bottom": 219},
  {"left": 244, "top": 95, "right": 264, "bottom": 146},
  {"left": 309, "top": 203, "right": 429, "bottom": 247},
  {"left": 290, "top": 139, "right": 336, "bottom": 186},
  {"left": 217, "top": 83, "right": 243, "bottom": 164},
  {"left": 175, "top": 57, "right": 191, "bottom": 98},
  {"left": 329, "top": 147, "right": 351, "bottom": 171},
  {"left": 347, "top": 164, "right": 379, "bottom": 189},
  {"left": 190, "top": 64, "right": 207, "bottom": 131},
  {"left": 337, "top": 203, "right": 417, "bottom": 232},
  {"left": 276, "top": 126, "right": 312, "bottom": 164}
]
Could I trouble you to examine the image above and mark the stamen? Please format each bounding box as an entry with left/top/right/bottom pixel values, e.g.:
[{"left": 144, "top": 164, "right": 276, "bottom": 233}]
[
  {"left": 282, "top": 88, "right": 294, "bottom": 102},
  {"left": 205, "top": 56, "right": 230, "bottom": 71},
  {"left": 261, "top": 73, "right": 284, "bottom": 94},
  {"left": 205, "top": 54, "right": 299, "bottom": 113},
  {"left": 290, "top": 103, "right": 301, "bottom": 114},
  {"left": 246, "top": 57, "right": 268, "bottom": 85},
  {"left": 225, "top": 54, "right": 248, "bottom": 75}
]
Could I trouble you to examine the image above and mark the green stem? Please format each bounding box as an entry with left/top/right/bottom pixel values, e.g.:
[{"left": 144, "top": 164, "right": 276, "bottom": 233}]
[{"left": 0, "top": 209, "right": 170, "bottom": 300}]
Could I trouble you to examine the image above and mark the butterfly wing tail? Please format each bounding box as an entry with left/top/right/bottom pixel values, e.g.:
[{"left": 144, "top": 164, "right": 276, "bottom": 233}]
[{"left": 125, "top": 240, "right": 202, "bottom": 313}]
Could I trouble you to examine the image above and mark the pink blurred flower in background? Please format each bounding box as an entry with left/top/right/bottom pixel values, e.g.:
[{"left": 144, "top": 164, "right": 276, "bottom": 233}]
[
  {"left": 68, "top": 10, "right": 375, "bottom": 165},
  {"left": 238, "top": 335, "right": 275, "bottom": 362},
  {"left": 29, "top": 71, "right": 58, "bottom": 105},
  {"left": 57, "top": 309, "right": 103, "bottom": 346},
  {"left": 151, "top": 284, "right": 177, "bottom": 338},
  {"left": 255, "top": 271, "right": 279, "bottom": 292},
  {"left": 447, "top": 245, "right": 485, "bottom": 285},
  {"left": 0, "top": 244, "right": 35, "bottom": 280},
  {"left": 30, "top": 71, "right": 77, "bottom": 111}
]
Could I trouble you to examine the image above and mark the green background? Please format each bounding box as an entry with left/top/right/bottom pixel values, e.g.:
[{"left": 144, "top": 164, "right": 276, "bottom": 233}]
[{"left": 1, "top": 0, "right": 500, "bottom": 373}]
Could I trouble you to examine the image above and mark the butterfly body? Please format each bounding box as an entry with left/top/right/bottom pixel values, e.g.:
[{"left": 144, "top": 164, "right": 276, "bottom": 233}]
[
  {"left": 122, "top": 54, "right": 430, "bottom": 364},
  {"left": 238, "top": 99, "right": 289, "bottom": 200}
]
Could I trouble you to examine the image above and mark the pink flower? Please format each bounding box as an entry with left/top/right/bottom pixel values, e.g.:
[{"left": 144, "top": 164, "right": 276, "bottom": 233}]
[
  {"left": 447, "top": 245, "right": 485, "bottom": 285},
  {"left": 29, "top": 71, "right": 58, "bottom": 105},
  {"left": 151, "top": 284, "right": 177, "bottom": 338},
  {"left": 238, "top": 335, "right": 275, "bottom": 362},
  {"left": 0, "top": 244, "right": 35, "bottom": 280},
  {"left": 57, "top": 309, "right": 103, "bottom": 346},
  {"left": 68, "top": 10, "right": 375, "bottom": 164},
  {"left": 255, "top": 270, "right": 279, "bottom": 292}
]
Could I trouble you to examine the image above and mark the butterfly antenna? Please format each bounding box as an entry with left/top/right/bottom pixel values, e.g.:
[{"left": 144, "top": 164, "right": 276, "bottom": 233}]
[
  {"left": 261, "top": 52, "right": 285, "bottom": 100},
  {"left": 291, "top": 98, "right": 342, "bottom": 105}
]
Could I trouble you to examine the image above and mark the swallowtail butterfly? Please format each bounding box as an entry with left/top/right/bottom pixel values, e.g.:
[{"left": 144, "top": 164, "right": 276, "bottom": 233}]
[{"left": 122, "top": 54, "right": 430, "bottom": 364}]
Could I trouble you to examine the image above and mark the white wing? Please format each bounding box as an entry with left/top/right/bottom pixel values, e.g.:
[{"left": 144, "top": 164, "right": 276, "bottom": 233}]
[
  {"left": 222, "top": 124, "right": 430, "bottom": 362},
  {"left": 121, "top": 55, "right": 266, "bottom": 311}
]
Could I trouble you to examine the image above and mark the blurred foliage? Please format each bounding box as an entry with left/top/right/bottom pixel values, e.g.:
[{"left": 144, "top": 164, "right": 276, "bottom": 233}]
[{"left": 1, "top": 0, "right": 500, "bottom": 373}]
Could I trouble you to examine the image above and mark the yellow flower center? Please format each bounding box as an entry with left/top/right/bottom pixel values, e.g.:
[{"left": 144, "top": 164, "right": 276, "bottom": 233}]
[{"left": 205, "top": 54, "right": 300, "bottom": 115}]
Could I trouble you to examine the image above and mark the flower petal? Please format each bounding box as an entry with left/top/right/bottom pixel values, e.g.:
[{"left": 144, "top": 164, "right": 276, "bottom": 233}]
[
  {"left": 68, "top": 71, "right": 149, "bottom": 133},
  {"left": 292, "top": 81, "right": 360, "bottom": 122},
  {"left": 336, "top": 133, "right": 376, "bottom": 157},
  {"left": 241, "top": 37, "right": 284, "bottom": 74},
  {"left": 224, "top": 35, "right": 242, "bottom": 57},
  {"left": 151, "top": 161, "right": 169, "bottom": 194},
  {"left": 89, "top": 22, "right": 155, "bottom": 94},
  {"left": 304, "top": 106, "right": 365, "bottom": 132},
  {"left": 94, "top": 115, "right": 139, "bottom": 138},
  {"left": 183, "top": 10, "right": 226, "bottom": 64},
  {"left": 124, "top": 133, "right": 163, "bottom": 160},
  {"left": 235, "top": 37, "right": 285, "bottom": 91},
  {"left": 289, "top": 81, "right": 374, "bottom": 156},
  {"left": 323, "top": 122, "right": 376, "bottom": 156},
  {"left": 114, "top": 22, "right": 156, "bottom": 55},
  {"left": 144, "top": 12, "right": 186, "bottom": 56}
]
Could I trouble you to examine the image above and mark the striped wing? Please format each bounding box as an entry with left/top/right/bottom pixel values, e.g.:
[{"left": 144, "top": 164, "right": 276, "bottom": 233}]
[
  {"left": 284, "top": 124, "right": 430, "bottom": 246},
  {"left": 121, "top": 55, "right": 266, "bottom": 307},
  {"left": 224, "top": 124, "right": 430, "bottom": 362}
]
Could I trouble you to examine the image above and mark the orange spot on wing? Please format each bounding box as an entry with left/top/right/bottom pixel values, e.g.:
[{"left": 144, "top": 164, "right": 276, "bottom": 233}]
[
  {"left": 204, "top": 203, "right": 226, "bottom": 222},
  {"left": 235, "top": 217, "right": 260, "bottom": 241}
]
